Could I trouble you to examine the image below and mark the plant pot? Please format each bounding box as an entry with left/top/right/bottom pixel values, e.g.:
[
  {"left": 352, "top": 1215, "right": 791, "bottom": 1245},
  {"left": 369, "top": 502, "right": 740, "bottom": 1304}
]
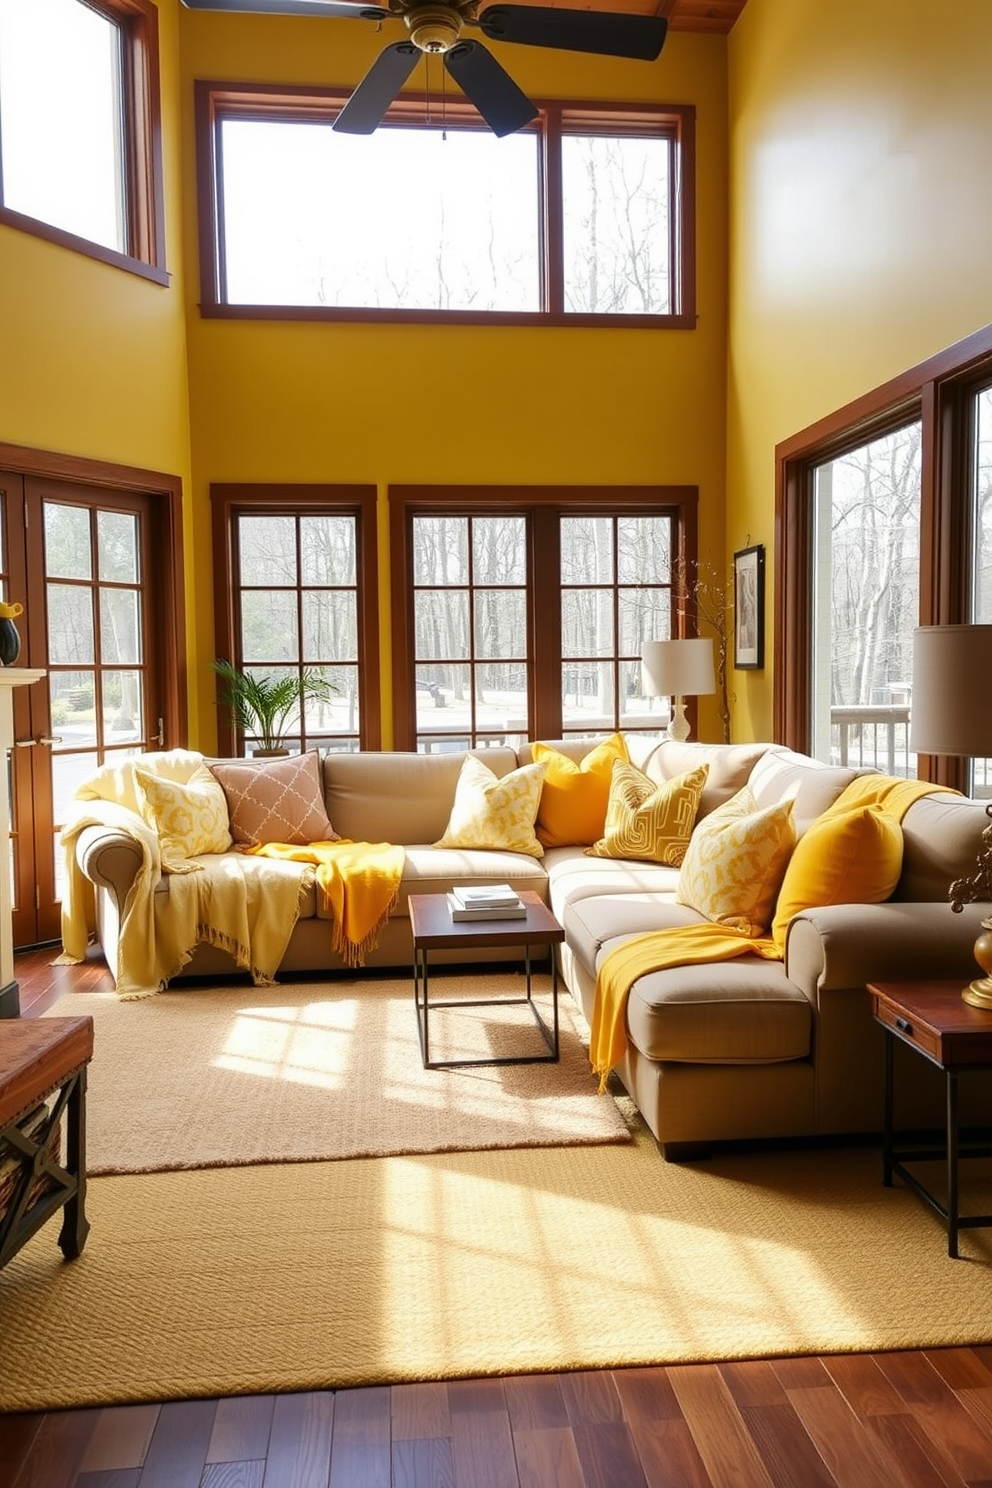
[
  {"left": 251, "top": 748, "right": 290, "bottom": 758},
  {"left": 0, "top": 617, "right": 21, "bottom": 667}
]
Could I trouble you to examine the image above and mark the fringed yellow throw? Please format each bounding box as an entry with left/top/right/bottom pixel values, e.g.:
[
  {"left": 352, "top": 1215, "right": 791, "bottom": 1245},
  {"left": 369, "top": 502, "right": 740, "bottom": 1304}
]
[
  {"left": 250, "top": 840, "right": 406, "bottom": 968},
  {"left": 589, "top": 774, "right": 953, "bottom": 1092}
]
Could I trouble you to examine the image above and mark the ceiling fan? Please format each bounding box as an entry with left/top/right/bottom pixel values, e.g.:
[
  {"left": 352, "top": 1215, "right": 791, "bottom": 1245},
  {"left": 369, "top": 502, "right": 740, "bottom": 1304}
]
[{"left": 179, "top": 0, "right": 668, "bottom": 137}]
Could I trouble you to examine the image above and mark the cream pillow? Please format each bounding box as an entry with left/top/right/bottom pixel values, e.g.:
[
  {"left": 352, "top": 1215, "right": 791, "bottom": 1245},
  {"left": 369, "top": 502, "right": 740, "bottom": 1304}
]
[
  {"left": 677, "top": 785, "right": 796, "bottom": 937},
  {"left": 586, "top": 761, "right": 708, "bottom": 866},
  {"left": 434, "top": 755, "right": 546, "bottom": 858},
  {"left": 133, "top": 763, "right": 232, "bottom": 874}
]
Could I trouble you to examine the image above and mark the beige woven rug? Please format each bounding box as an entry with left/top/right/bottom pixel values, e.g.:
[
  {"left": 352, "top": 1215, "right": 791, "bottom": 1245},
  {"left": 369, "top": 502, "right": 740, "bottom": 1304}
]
[
  {"left": 3, "top": 1130, "right": 992, "bottom": 1412},
  {"left": 43, "top": 973, "right": 632, "bottom": 1174}
]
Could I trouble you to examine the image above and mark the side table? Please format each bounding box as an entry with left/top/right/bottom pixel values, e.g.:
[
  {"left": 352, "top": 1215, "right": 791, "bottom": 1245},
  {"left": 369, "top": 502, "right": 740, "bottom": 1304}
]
[
  {"left": 409, "top": 891, "right": 565, "bottom": 1069},
  {"left": 868, "top": 980, "right": 992, "bottom": 1258},
  {"left": 0, "top": 1016, "right": 94, "bottom": 1267}
]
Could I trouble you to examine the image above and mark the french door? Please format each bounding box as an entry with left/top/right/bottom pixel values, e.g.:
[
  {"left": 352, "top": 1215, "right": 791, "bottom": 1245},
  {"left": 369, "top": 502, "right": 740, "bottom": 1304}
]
[{"left": 1, "top": 468, "right": 175, "bottom": 947}]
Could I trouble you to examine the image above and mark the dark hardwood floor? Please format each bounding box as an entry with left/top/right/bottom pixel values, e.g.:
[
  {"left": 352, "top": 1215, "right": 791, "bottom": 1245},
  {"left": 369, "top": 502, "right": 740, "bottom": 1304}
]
[{"left": 5, "top": 947, "right": 992, "bottom": 1488}]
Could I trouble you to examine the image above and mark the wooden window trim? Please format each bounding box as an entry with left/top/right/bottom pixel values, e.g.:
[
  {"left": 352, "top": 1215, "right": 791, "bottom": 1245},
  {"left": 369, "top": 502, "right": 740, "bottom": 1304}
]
[
  {"left": 194, "top": 82, "right": 695, "bottom": 328},
  {"left": 210, "top": 483, "right": 381, "bottom": 755},
  {"left": 389, "top": 484, "right": 698, "bottom": 750},
  {"left": 0, "top": 440, "right": 186, "bottom": 745},
  {"left": 0, "top": 0, "right": 168, "bottom": 285},
  {"left": 775, "top": 320, "right": 992, "bottom": 788}
]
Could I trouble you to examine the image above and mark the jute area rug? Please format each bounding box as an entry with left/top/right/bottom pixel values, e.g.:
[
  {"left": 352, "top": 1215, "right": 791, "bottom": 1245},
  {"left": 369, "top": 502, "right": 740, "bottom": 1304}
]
[
  {"left": 41, "top": 973, "right": 632, "bottom": 1174},
  {"left": 2, "top": 1126, "right": 992, "bottom": 1412}
]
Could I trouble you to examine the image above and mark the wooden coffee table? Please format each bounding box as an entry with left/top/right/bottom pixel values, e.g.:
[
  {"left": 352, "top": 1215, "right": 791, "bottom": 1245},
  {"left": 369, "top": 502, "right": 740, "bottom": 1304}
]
[
  {"left": 869, "top": 980, "right": 992, "bottom": 1257},
  {"left": 408, "top": 891, "right": 565, "bottom": 1069}
]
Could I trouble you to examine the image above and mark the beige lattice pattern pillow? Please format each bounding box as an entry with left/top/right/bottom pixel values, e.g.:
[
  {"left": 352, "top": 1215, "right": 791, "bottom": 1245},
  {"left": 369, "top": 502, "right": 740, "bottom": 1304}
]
[
  {"left": 209, "top": 751, "right": 338, "bottom": 847},
  {"left": 434, "top": 755, "right": 547, "bottom": 858},
  {"left": 676, "top": 784, "right": 796, "bottom": 936},
  {"left": 586, "top": 761, "right": 708, "bottom": 865},
  {"left": 133, "top": 763, "right": 232, "bottom": 873}
]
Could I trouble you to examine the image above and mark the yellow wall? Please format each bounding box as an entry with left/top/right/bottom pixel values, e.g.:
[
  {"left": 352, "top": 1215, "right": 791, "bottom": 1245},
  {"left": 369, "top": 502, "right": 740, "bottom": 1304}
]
[
  {"left": 178, "top": 16, "right": 731, "bottom": 747},
  {"left": 0, "top": 0, "right": 197, "bottom": 714},
  {"left": 727, "top": 0, "right": 992, "bottom": 739}
]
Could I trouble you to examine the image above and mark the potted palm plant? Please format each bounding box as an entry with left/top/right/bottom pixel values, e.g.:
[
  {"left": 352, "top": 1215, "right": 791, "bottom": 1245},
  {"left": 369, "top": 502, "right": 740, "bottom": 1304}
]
[{"left": 213, "top": 659, "right": 336, "bottom": 755}]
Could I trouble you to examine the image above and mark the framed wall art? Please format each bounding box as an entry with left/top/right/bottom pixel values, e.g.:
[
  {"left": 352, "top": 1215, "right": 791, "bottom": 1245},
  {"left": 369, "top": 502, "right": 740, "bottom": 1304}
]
[{"left": 733, "top": 544, "right": 765, "bottom": 669}]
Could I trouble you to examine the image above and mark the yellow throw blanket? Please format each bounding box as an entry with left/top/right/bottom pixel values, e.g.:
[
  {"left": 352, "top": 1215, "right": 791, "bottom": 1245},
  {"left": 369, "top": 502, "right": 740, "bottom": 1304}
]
[
  {"left": 589, "top": 774, "right": 951, "bottom": 1091},
  {"left": 58, "top": 751, "right": 310, "bottom": 999},
  {"left": 250, "top": 840, "right": 406, "bottom": 968}
]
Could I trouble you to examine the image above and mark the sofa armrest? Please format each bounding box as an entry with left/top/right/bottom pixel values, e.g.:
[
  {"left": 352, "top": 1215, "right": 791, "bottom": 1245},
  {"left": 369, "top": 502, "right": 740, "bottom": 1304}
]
[
  {"left": 74, "top": 825, "right": 149, "bottom": 912},
  {"left": 785, "top": 901, "right": 990, "bottom": 997}
]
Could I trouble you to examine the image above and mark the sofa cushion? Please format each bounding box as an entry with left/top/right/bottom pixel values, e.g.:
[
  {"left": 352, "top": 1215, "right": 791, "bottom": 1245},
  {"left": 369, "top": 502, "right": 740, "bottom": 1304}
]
[
  {"left": 532, "top": 733, "right": 628, "bottom": 847},
  {"left": 639, "top": 739, "right": 772, "bottom": 819},
  {"left": 562, "top": 892, "right": 706, "bottom": 980},
  {"left": 209, "top": 752, "right": 338, "bottom": 847},
  {"left": 601, "top": 950, "right": 812, "bottom": 1064},
  {"left": 586, "top": 762, "right": 708, "bottom": 866},
  {"left": 747, "top": 747, "right": 863, "bottom": 835},
  {"left": 133, "top": 763, "right": 232, "bottom": 872},
  {"left": 770, "top": 803, "right": 904, "bottom": 953},
  {"left": 323, "top": 747, "right": 520, "bottom": 845},
  {"left": 677, "top": 786, "right": 796, "bottom": 937},
  {"left": 896, "top": 791, "right": 991, "bottom": 901},
  {"left": 434, "top": 755, "right": 546, "bottom": 858}
]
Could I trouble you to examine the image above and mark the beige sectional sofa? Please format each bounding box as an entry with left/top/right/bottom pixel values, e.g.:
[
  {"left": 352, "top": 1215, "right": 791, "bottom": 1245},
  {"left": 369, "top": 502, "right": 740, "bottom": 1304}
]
[{"left": 68, "top": 736, "right": 992, "bottom": 1156}]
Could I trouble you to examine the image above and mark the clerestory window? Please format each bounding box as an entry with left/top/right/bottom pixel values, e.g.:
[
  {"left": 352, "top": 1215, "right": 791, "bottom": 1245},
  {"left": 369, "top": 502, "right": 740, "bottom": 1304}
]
[
  {"left": 195, "top": 84, "right": 695, "bottom": 327},
  {"left": 0, "top": 0, "right": 166, "bottom": 282}
]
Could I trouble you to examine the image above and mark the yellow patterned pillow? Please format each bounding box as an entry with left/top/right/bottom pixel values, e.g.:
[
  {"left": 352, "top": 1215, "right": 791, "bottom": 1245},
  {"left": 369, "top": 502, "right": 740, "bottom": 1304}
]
[
  {"left": 771, "top": 804, "right": 903, "bottom": 953},
  {"left": 133, "top": 764, "right": 232, "bottom": 874},
  {"left": 533, "top": 733, "right": 629, "bottom": 847},
  {"left": 586, "top": 762, "right": 708, "bottom": 865},
  {"left": 676, "top": 785, "right": 796, "bottom": 936},
  {"left": 434, "top": 755, "right": 546, "bottom": 858}
]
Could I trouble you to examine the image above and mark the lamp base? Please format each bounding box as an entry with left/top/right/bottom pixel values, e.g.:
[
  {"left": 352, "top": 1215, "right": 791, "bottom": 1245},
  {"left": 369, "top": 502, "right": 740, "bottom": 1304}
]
[
  {"left": 962, "top": 978, "right": 992, "bottom": 1011},
  {"left": 667, "top": 696, "right": 691, "bottom": 743},
  {"left": 962, "top": 916, "right": 992, "bottom": 1010}
]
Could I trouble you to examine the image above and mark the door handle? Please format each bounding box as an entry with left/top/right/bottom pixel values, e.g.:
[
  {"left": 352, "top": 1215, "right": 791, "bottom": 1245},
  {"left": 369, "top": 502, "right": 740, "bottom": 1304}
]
[{"left": 13, "top": 735, "right": 63, "bottom": 748}]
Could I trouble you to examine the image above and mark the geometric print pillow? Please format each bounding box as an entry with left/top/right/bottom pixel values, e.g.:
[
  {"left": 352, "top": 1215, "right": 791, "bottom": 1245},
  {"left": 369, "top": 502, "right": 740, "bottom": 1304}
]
[
  {"left": 676, "top": 784, "right": 796, "bottom": 937},
  {"left": 586, "top": 761, "right": 708, "bottom": 866},
  {"left": 433, "top": 754, "right": 547, "bottom": 859},
  {"left": 209, "top": 751, "right": 338, "bottom": 848},
  {"left": 132, "top": 763, "right": 233, "bottom": 873}
]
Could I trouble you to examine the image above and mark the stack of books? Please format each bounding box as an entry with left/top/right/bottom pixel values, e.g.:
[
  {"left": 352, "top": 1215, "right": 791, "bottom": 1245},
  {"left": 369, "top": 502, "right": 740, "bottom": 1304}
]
[{"left": 446, "top": 884, "right": 527, "bottom": 921}]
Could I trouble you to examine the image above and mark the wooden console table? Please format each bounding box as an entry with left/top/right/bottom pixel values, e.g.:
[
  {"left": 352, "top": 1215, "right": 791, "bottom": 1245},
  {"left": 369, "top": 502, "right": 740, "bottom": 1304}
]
[{"left": 0, "top": 1017, "right": 94, "bottom": 1267}]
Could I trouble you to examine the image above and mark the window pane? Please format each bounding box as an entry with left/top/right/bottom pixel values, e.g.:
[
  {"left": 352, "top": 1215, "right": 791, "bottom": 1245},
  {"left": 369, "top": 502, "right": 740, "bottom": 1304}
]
[
  {"left": 0, "top": 0, "right": 125, "bottom": 251},
  {"left": 413, "top": 516, "right": 468, "bottom": 585},
  {"left": 241, "top": 591, "right": 299, "bottom": 662},
  {"left": 303, "top": 591, "right": 356, "bottom": 663},
  {"left": 562, "top": 589, "right": 614, "bottom": 658},
  {"left": 474, "top": 516, "right": 526, "bottom": 584},
  {"left": 415, "top": 591, "right": 469, "bottom": 660},
  {"left": 618, "top": 515, "right": 670, "bottom": 583},
  {"left": 563, "top": 660, "right": 616, "bottom": 729},
  {"left": 48, "top": 583, "right": 94, "bottom": 663},
  {"left": 98, "top": 510, "right": 138, "bottom": 583},
  {"left": 301, "top": 516, "right": 355, "bottom": 586},
  {"left": 474, "top": 590, "right": 526, "bottom": 660},
  {"left": 240, "top": 516, "right": 297, "bottom": 585},
  {"left": 45, "top": 504, "right": 92, "bottom": 580},
  {"left": 220, "top": 120, "right": 539, "bottom": 312},
  {"left": 562, "top": 133, "right": 670, "bottom": 314},
  {"left": 102, "top": 670, "right": 143, "bottom": 743},
  {"left": 811, "top": 424, "right": 921, "bottom": 775},
  {"left": 100, "top": 588, "right": 141, "bottom": 664},
  {"left": 561, "top": 516, "right": 613, "bottom": 584}
]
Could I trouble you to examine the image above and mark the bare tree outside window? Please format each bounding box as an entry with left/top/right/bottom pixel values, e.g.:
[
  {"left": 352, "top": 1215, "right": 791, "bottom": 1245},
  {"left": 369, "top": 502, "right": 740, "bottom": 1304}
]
[
  {"left": 811, "top": 424, "right": 922, "bottom": 775},
  {"left": 562, "top": 134, "right": 671, "bottom": 315}
]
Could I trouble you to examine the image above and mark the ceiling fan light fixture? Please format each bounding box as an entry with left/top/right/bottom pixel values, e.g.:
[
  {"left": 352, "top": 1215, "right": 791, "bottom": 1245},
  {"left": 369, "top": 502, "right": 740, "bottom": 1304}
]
[{"left": 404, "top": 3, "right": 463, "bottom": 52}]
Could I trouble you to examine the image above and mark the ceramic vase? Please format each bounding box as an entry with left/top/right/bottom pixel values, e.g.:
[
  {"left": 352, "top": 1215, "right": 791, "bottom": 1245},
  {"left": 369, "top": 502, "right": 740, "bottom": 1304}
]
[{"left": 0, "top": 617, "right": 20, "bottom": 667}]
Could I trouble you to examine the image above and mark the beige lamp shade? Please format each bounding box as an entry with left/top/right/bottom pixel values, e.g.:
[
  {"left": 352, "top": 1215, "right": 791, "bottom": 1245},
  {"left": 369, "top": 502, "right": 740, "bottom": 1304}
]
[
  {"left": 910, "top": 625, "right": 992, "bottom": 757},
  {"left": 641, "top": 638, "right": 716, "bottom": 700}
]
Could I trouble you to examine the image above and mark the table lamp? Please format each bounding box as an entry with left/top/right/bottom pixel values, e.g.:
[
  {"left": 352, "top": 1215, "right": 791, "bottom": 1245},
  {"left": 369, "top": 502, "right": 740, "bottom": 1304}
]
[
  {"left": 641, "top": 637, "right": 715, "bottom": 742},
  {"left": 911, "top": 624, "right": 992, "bottom": 1009}
]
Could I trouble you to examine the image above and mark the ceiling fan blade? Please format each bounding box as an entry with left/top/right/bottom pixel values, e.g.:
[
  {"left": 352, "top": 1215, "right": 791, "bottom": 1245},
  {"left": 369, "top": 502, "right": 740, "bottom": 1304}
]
[
  {"left": 179, "top": 0, "right": 389, "bottom": 17},
  {"left": 476, "top": 5, "right": 667, "bottom": 62},
  {"left": 444, "top": 41, "right": 538, "bottom": 138},
  {"left": 333, "top": 43, "right": 420, "bottom": 134}
]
